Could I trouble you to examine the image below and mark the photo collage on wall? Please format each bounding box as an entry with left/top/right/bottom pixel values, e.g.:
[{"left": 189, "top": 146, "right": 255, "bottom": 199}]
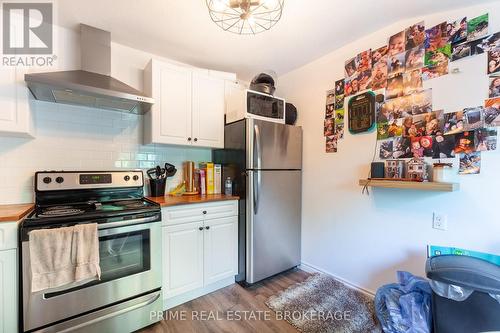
[
  {"left": 324, "top": 79, "right": 346, "bottom": 153},
  {"left": 325, "top": 11, "right": 499, "bottom": 174}
]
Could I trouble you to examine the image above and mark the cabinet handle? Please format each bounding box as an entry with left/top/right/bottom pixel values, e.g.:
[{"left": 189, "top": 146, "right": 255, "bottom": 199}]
[
  {"left": 194, "top": 138, "right": 198, "bottom": 142},
  {"left": 202, "top": 210, "right": 207, "bottom": 214},
  {"left": 188, "top": 137, "right": 192, "bottom": 141},
  {"left": 198, "top": 227, "right": 203, "bottom": 231},
  {"left": 205, "top": 226, "right": 210, "bottom": 230}
]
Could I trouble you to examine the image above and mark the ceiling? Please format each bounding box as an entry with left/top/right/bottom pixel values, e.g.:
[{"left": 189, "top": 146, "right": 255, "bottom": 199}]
[{"left": 56, "top": 0, "right": 498, "bottom": 81}]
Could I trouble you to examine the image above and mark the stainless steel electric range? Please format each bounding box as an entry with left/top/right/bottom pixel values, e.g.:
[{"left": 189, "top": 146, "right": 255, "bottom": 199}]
[{"left": 20, "top": 171, "right": 163, "bottom": 333}]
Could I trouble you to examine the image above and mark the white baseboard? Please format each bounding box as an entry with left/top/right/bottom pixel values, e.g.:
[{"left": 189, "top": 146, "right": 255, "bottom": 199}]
[
  {"left": 299, "top": 261, "right": 375, "bottom": 297},
  {"left": 163, "top": 276, "right": 235, "bottom": 310}
]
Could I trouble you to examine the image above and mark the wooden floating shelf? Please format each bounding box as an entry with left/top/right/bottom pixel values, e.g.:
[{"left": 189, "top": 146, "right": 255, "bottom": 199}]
[{"left": 359, "top": 179, "right": 460, "bottom": 192}]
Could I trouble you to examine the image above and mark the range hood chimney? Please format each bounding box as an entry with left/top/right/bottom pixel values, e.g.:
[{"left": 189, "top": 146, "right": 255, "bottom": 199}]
[{"left": 25, "top": 24, "right": 154, "bottom": 114}]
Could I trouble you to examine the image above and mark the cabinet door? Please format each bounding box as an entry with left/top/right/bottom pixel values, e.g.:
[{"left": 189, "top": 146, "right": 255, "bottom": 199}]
[
  {"left": 162, "top": 221, "right": 204, "bottom": 298},
  {"left": 203, "top": 216, "right": 238, "bottom": 285},
  {"left": 191, "top": 73, "right": 225, "bottom": 148},
  {"left": 0, "top": 67, "right": 32, "bottom": 137},
  {"left": 154, "top": 62, "right": 192, "bottom": 145},
  {"left": 0, "top": 250, "right": 17, "bottom": 333}
]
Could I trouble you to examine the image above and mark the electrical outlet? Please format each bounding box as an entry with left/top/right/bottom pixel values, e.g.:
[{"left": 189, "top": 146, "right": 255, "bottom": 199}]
[{"left": 433, "top": 213, "right": 448, "bottom": 231}]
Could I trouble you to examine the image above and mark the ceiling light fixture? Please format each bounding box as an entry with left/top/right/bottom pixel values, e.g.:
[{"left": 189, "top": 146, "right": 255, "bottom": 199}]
[{"left": 206, "top": 0, "right": 284, "bottom": 35}]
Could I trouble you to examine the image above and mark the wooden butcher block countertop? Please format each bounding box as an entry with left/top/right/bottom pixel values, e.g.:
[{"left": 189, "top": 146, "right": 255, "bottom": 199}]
[
  {"left": 147, "top": 194, "right": 239, "bottom": 207},
  {"left": 0, "top": 203, "right": 34, "bottom": 222}
]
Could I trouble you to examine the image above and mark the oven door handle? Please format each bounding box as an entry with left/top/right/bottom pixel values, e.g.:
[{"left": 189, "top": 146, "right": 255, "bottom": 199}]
[
  {"left": 55, "top": 291, "right": 161, "bottom": 333},
  {"left": 98, "top": 215, "right": 159, "bottom": 230}
]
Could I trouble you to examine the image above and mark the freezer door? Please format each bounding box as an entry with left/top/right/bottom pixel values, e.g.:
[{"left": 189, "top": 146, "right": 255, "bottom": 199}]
[
  {"left": 246, "top": 118, "right": 302, "bottom": 170},
  {"left": 246, "top": 170, "right": 301, "bottom": 284}
]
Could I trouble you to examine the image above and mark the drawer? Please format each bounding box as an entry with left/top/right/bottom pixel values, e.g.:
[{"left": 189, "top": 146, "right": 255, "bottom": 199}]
[
  {"left": 162, "top": 200, "right": 238, "bottom": 226},
  {"left": 0, "top": 222, "right": 18, "bottom": 251},
  {"left": 204, "top": 201, "right": 238, "bottom": 220}
]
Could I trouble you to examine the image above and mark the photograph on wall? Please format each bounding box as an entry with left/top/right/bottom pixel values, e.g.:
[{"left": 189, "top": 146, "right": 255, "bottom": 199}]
[
  {"left": 379, "top": 139, "right": 394, "bottom": 159},
  {"left": 325, "top": 103, "right": 334, "bottom": 119},
  {"left": 335, "top": 79, "right": 345, "bottom": 96},
  {"left": 425, "top": 22, "right": 448, "bottom": 52},
  {"left": 447, "top": 17, "right": 468, "bottom": 44},
  {"left": 372, "top": 45, "right": 388, "bottom": 64},
  {"left": 443, "top": 110, "right": 465, "bottom": 135},
  {"left": 451, "top": 42, "right": 471, "bottom": 62},
  {"left": 335, "top": 123, "right": 345, "bottom": 140},
  {"left": 475, "top": 128, "right": 497, "bottom": 151},
  {"left": 433, "top": 132, "right": 456, "bottom": 158},
  {"left": 464, "top": 106, "right": 484, "bottom": 130},
  {"left": 467, "top": 13, "right": 489, "bottom": 42},
  {"left": 459, "top": 152, "right": 481, "bottom": 175},
  {"left": 386, "top": 73, "right": 404, "bottom": 99},
  {"left": 335, "top": 109, "right": 345, "bottom": 125},
  {"left": 358, "top": 70, "right": 372, "bottom": 91},
  {"left": 324, "top": 118, "right": 334, "bottom": 136},
  {"left": 405, "top": 21, "right": 426, "bottom": 49},
  {"left": 387, "top": 52, "right": 406, "bottom": 75},
  {"left": 357, "top": 49, "right": 372, "bottom": 73},
  {"left": 424, "top": 44, "right": 451, "bottom": 67},
  {"left": 469, "top": 36, "right": 490, "bottom": 55},
  {"left": 409, "top": 89, "right": 433, "bottom": 115},
  {"left": 481, "top": 32, "right": 500, "bottom": 51},
  {"left": 422, "top": 61, "right": 449, "bottom": 80},
  {"left": 388, "top": 31, "right": 405, "bottom": 56},
  {"left": 411, "top": 136, "right": 434, "bottom": 157},
  {"left": 377, "top": 121, "right": 390, "bottom": 140},
  {"left": 378, "top": 119, "right": 403, "bottom": 140},
  {"left": 371, "top": 60, "right": 388, "bottom": 90},
  {"left": 392, "top": 137, "right": 412, "bottom": 158},
  {"left": 326, "top": 135, "right": 338, "bottom": 153},
  {"left": 484, "top": 97, "right": 500, "bottom": 126},
  {"left": 378, "top": 96, "right": 412, "bottom": 122},
  {"left": 403, "top": 69, "right": 423, "bottom": 95},
  {"left": 487, "top": 49, "right": 500, "bottom": 75},
  {"left": 408, "top": 110, "right": 444, "bottom": 137},
  {"left": 405, "top": 45, "right": 425, "bottom": 71},
  {"left": 454, "top": 131, "right": 476, "bottom": 154},
  {"left": 345, "top": 77, "right": 360, "bottom": 96},
  {"left": 326, "top": 89, "right": 335, "bottom": 105},
  {"left": 344, "top": 57, "right": 359, "bottom": 80},
  {"left": 335, "top": 94, "right": 345, "bottom": 110}
]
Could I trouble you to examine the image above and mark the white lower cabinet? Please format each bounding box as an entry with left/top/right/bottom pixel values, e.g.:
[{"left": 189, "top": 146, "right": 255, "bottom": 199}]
[
  {"left": 0, "top": 249, "right": 17, "bottom": 333},
  {"left": 161, "top": 201, "right": 238, "bottom": 309},
  {"left": 162, "top": 221, "right": 204, "bottom": 298}
]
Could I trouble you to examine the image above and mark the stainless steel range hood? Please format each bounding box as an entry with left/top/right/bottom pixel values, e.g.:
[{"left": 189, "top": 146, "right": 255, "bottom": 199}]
[{"left": 25, "top": 24, "right": 154, "bottom": 114}]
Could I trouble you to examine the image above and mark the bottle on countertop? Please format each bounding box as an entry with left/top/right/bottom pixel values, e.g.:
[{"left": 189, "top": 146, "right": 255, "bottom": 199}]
[{"left": 224, "top": 177, "right": 233, "bottom": 196}]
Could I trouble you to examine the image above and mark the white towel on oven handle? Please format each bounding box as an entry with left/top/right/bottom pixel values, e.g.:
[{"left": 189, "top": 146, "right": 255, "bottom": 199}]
[{"left": 29, "top": 223, "right": 101, "bottom": 293}]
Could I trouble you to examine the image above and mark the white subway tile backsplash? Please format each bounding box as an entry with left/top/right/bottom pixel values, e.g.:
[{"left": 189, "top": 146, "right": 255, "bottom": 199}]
[{"left": 0, "top": 102, "right": 212, "bottom": 204}]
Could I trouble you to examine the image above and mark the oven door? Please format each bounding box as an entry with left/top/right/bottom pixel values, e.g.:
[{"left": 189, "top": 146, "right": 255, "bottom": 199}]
[
  {"left": 246, "top": 90, "right": 285, "bottom": 123},
  {"left": 22, "top": 218, "right": 162, "bottom": 332}
]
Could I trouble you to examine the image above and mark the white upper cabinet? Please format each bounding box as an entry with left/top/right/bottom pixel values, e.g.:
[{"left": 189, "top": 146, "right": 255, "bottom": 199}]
[
  {"left": 0, "top": 67, "right": 33, "bottom": 137},
  {"left": 144, "top": 59, "right": 228, "bottom": 148},
  {"left": 192, "top": 73, "right": 225, "bottom": 148}
]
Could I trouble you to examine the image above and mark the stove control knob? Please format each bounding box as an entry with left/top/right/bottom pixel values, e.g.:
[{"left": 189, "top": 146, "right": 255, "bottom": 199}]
[
  {"left": 43, "top": 177, "right": 52, "bottom": 184},
  {"left": 124, "top": 175, "right": 130, "bottom": 181},
  {"left": 56, "top": 177, "right": 64, "bottom": 184},
  {"left": 133, "top": 175, "right": 139, "bottom": 181}
]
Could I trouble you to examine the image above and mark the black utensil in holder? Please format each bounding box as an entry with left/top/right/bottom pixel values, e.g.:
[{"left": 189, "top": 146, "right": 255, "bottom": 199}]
[{"left": 149, "top": 178, "right": 166, "bottom": 197}]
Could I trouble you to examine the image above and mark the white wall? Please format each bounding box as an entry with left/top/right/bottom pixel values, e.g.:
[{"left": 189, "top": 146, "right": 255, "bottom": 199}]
[
  {"left": 278, "top": 2, "right": 500, "bottom": 293},
  {"left": 0, "top": 26, "right": 212, "bottom": 204}
]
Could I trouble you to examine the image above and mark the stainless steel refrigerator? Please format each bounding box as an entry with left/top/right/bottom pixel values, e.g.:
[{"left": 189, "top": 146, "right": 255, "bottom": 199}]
[{"left": 213, "top": 118, "right": 302, "bottom": 284}]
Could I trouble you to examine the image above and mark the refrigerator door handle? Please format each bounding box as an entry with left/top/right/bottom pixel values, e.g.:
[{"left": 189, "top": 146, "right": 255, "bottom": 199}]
[
  {"left": 254, "top": 124, "right": 262, "bottom": 170},
  {"left": 253, "top": 170, "right": 261, "bottom": 214}
]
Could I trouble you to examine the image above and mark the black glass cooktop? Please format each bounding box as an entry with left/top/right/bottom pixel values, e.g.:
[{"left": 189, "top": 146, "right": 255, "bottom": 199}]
[{"left": 25, "top": 198, "right": 160, "bottom": 224}]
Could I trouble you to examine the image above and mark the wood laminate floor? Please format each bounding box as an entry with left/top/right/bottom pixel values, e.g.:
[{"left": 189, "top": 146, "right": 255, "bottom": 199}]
[{"left": 140, "top": 269, "right": 310, "bottom": 333}]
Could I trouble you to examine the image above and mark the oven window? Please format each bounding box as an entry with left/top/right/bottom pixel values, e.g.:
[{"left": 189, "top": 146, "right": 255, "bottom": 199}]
[
  {"left": 247, "top": 91, "right": 284, "bottom": 119},
  {"left": 99, "top": 229, "right": 151, "bottom": 282},
  {"left": 44, "top": 230, "right": 150, "bottom": 298}
]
